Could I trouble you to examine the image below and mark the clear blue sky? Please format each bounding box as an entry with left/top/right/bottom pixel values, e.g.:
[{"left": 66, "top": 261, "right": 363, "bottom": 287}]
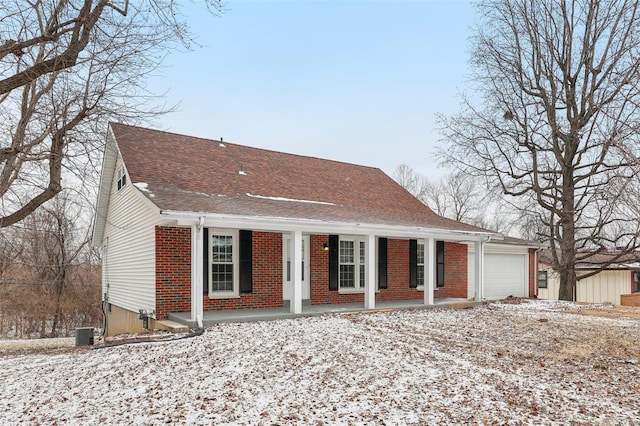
[{"left": 149, "top": 0, "right": 477, "bottom": 180}]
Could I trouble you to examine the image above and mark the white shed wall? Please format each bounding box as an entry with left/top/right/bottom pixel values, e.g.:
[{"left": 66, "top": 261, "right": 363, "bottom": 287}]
[
  {"left": 102, "top": 155, "right": 160, "bottom": 316},
  {"left": 537, "top": 266, "right": 559, "bottom": 300},
  {"left": 538, "top": 267, "right": 632, "bottom": 305}
]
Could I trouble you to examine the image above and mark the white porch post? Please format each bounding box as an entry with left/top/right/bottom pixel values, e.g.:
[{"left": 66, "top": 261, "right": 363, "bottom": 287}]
[
  {"left": 474, "top": 239, "right": 485, "bottom": 302},
  {"left": 191, "top": 217, "right": 205, "bottom": 327},
  {"left": 290, "top": 230, "right": 303, "bottom": 314},
  {"left": 425, "top": 237, "right": 435, "bottom": 305},
  {"left": 365, "top": 234, "right": 376, "bottom": 309}
]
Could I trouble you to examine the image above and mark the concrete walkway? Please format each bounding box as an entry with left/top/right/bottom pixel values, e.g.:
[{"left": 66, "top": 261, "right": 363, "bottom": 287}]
[{"left": 169, "top": 298, "right": 478, "bottom": 328}]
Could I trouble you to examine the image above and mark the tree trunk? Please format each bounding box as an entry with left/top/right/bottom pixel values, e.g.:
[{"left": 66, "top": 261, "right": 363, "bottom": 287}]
[
  {"left": 558, "top": 156, "right": 577, "bottom": 301},
  {"left": 50, "top": 275, "right": 65, "bottom": 337}
]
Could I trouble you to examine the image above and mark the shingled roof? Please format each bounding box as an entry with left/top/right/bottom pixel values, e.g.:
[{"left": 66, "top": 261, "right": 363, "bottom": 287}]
[{"left": 109, "top": 123, "right": 489, "bottom": 233}]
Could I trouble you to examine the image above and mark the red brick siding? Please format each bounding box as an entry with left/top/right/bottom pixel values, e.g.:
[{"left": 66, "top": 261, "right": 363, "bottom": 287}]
[
  {"left": 155, "top": 226, "right": 191, "bottom": 320},
  {"left": 311, "top": 238, "right": 469, "bottom": 303},
  {"left": 377, "top": 239, "right": 422, "bottom": 301},
  {"left": 435, "top": 242, "right": 468, "bottom": 298},
  {"left": 203, "top": 231, "right": 283, "bottom": 310},
  {"left": 310, "top": 235, "right": 364, "bottom": 304},
  {"left": 155, "top": 228, "right": 471, "bottom": 317}
]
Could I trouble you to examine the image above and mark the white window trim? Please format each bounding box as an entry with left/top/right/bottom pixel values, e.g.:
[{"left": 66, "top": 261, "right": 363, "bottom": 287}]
[
  {"left": 338, "top": 236, "right": 367, "bottom": 294},
  {"left": 416, "top": 240, "right": 426, "bottom": 291},
  {"left": 116, "top": 165, "right": 127, "bottom": 192},
  {"left": 208, "top": 229, "right": 240, "bottom": 299}
]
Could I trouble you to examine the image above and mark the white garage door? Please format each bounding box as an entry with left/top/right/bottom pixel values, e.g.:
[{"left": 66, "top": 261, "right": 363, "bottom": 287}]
[{"left": 484, "top": 253, "right": 527, "bottom": 300}]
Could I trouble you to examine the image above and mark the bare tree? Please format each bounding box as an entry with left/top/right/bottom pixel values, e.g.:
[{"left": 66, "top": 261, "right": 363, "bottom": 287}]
[
  {"left": 393, "top": 164, "right": 430, "bottom": 202},
  {"left": 425, "top": 171, "right": 483, "bottom": 223},
  {"left": 0, "top": 0, "right": 224, "bottom": 228},
  {"left": 392, "top": 164, "right": 512, "bottom": 231},
  {"left": 0, "top": 190, "right": 101, "bottom": 338},
  {"left": 439, "top": 0, "right": 640, "bottom": 300}
]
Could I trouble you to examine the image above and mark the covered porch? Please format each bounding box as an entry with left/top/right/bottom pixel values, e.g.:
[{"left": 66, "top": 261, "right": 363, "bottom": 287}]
[
  {"left": 168, "top": 298, "right": 477, "bottom": 328},
  {"left": 161, "top": 211, "right": 495, "bottom": 329}
]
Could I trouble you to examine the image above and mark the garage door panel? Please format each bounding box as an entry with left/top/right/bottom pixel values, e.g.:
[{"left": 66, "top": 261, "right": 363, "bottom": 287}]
[{"left": 484, "top": 253, "right": 527, "bottom": 300}]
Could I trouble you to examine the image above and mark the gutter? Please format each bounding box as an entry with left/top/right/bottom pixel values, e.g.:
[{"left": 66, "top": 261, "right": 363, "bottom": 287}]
[{"left": 159, "top": 210, "right": 500, "bottom": 242}]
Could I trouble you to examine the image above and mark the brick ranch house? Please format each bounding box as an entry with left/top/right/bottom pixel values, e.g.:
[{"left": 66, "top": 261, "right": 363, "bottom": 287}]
[{"left": 92, "top": 123, "right": 538, "bottom": 335}]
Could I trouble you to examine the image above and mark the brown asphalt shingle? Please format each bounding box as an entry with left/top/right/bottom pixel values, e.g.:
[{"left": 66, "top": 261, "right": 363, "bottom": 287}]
[{"left": 111, "top": 123, "right": 489, "bottom": 232}]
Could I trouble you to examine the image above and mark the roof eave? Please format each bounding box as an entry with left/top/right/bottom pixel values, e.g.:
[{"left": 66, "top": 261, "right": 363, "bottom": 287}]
[
  {"left": 159, "top": 210, "right": 500, "bottom": 241},
  {"left": 91, "top": 125, "right": 118, "bottom": 247}
]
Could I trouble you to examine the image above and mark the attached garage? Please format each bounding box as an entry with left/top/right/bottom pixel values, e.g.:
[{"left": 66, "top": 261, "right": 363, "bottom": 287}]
[
  {"left": 483, "top": 253, "right": 527, "bottom": 299},
  {"left": 468, "top": 237, "right": 539, "bottom": 301}
]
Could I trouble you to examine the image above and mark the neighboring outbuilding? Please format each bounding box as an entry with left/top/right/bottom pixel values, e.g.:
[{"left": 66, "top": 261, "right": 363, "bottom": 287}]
[
  {"left": 537, "top": 250, "right": 640, "bottom": 305},
  {"left": 92, "top": 123, "right": 538, "bottom": 335}
]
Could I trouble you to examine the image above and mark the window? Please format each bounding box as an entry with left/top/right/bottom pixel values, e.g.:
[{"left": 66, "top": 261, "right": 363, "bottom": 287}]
[
  {"left": 339, "top": 238, "right": 366, "bottom": 291},
  {"left": 634, "top": 272, "right": 640, "bottom": 293},
  {"left": 116, "top": 166, "right": 127, "bottom": 191},
  {"left": 209, "top": 231, "right": 238, "bottom": 296},
  {"left": 417, "top": 242, "right": 425, "bottom": 286},
  {"left": 538, "top": 270, "right": 548, "bottom": 289},
  {"left": 414, "top": 240, "right": 442, "bottom": 288}
]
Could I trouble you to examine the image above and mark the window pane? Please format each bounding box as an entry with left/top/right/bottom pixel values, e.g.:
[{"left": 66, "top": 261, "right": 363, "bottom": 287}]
[
  {"left": 340, "top": 265, "right": 355, "bottom": 288},
  {"left": 417, "top": 265, "right": 424, "bottom": 286},
  {"left": 538, "top": 271, "right": 548, "bottom": 289},
  {"left": 359, "top": 264, "right": 365, "bottom": 289},
  {"left": 212, "top": 235, "right": 233, "bottom": 262},
  {"left": 211, "top": 264, "right": 233, "bottom": 292},
  {"left": 417, "top": 243, "right": 424, "bottom": 265},
  {"left": 340, "top": 241, "right": 354, "bottom": 264}
]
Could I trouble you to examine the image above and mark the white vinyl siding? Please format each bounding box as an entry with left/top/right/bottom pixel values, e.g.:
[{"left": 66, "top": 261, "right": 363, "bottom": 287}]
[{"left": 102, "top": 154, "right": 160, "bottom": 316}]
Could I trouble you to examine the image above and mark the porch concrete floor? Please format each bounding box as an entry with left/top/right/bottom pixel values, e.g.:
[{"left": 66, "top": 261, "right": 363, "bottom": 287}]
[{"left": 168, "top": 298, "right": 478, "bottom": 328}]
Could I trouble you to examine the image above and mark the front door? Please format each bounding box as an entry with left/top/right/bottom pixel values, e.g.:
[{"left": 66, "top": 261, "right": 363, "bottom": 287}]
[{"left": 283, "top": 235, "right": 311, "bottom": 301}]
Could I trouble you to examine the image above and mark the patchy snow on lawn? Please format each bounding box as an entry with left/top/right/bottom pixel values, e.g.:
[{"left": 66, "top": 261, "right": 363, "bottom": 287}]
[{"left": 2, "top": 300, "right": 640, "bottom": 425}]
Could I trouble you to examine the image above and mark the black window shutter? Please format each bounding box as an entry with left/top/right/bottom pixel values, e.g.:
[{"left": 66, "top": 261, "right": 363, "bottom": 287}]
[
  {"left": 436, "top": 240, "right": 445, "bottom": 287},
  {"left": 239, "top": 230, "right": 253, "bottom": 293},
  {"left": 202, "top": 227, "right": 209, "bottom": 294},
  {"left": 328, "top": 235, "right": 339, "bottom": 291},
  {"left": 378, "top": 238, "right": 388, "bottom": 289},
  {"left": 409, "top": 239, "right": 418, "bottom": 288}
]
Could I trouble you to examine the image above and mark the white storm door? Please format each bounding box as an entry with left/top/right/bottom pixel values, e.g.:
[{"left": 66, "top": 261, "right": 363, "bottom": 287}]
[{"left": 283, "top": 235, "right": 311, "bottom": 300}]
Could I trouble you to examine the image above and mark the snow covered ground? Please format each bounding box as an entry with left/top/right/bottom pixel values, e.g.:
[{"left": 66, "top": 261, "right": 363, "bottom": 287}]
[{"left": 2, "top": 299, "right": 640, "bottom": 425}]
